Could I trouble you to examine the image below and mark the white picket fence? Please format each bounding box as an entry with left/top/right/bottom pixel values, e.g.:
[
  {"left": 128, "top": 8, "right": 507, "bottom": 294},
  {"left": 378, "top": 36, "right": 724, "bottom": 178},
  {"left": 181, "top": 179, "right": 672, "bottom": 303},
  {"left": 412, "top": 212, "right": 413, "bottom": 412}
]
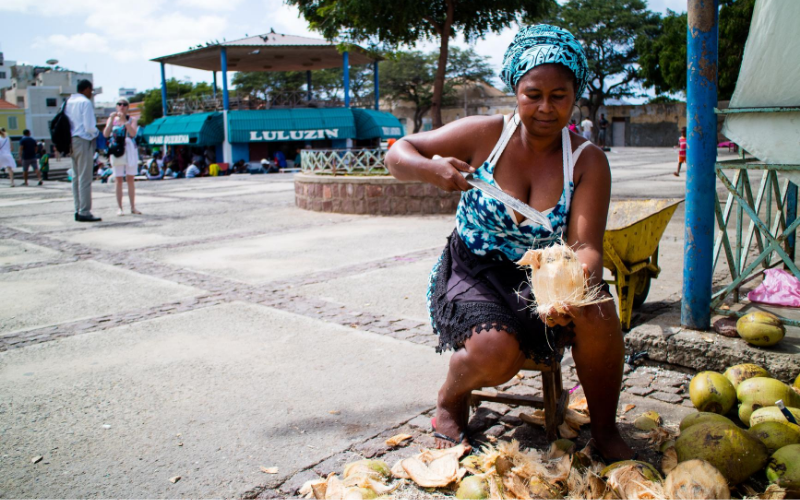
[{"left": 300, "top": 149, "right": 388, "bottom": 175}]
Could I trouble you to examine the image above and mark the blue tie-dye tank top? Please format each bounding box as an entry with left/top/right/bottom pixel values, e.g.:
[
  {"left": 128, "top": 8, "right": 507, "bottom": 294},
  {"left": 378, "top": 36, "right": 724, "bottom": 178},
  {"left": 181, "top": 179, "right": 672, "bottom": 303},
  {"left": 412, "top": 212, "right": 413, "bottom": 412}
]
[
  {"left": 425, "top": 116, "right": 591, "bottom": 332},
  {"left": 458, "top": 116, "right": 590, "bottom": 260}
]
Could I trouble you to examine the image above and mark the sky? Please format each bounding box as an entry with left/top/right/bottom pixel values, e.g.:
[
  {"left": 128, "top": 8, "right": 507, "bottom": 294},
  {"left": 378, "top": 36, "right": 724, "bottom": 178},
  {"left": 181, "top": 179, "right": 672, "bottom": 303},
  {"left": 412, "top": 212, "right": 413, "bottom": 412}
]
[{"left": 0, "top": 0, "right": 687, "bottom": 104}]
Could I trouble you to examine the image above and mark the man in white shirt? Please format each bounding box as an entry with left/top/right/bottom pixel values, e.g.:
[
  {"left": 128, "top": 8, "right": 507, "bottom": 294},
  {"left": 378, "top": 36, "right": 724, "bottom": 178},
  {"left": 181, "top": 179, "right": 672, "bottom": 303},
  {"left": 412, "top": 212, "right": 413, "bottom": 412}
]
[
  {"left": 65, "top": 80, "right": 101, "bottom": 222},
  {"left": 580, "top": 117, "right": 594, "bottom": 142}
]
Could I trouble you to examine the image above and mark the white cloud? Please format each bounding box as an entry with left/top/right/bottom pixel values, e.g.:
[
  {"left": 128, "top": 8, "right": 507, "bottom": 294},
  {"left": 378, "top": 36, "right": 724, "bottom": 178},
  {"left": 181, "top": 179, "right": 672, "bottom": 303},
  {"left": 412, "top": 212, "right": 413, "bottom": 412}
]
[
  {"left": 266, "top": 2, "right": 317, "bottom": 37},
  {"left": 177, "top": 0, "right": 244, "bottom": 11},
  {"left": 34, "top": 33, "right": 110, "bottom": 54}
]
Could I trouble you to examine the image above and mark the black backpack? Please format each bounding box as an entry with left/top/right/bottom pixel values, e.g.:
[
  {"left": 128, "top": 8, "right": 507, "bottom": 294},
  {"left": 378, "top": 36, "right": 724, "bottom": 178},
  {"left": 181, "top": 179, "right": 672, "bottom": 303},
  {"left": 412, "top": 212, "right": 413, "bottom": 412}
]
[
  {"left": 49, "top": 101, "right": 72, "bottom": 155},
  {"left": 108, "top": 121, "right": 127, "bottom": 158}
]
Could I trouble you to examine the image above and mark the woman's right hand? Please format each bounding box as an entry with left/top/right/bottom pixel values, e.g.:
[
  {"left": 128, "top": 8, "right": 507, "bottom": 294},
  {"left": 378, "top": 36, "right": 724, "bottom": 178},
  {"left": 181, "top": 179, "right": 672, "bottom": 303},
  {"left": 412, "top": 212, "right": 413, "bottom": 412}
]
[{"left": 427, "top": 156, "right": 475, "bottom": 192}]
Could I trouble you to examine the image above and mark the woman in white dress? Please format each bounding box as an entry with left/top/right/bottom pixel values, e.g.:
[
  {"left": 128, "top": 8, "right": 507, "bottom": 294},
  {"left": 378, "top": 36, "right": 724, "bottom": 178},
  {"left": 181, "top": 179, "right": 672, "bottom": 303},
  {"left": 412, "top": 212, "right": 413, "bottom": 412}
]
[
  {"left": 0, "top": 128, "right": 16, "bottom": 187},
  {"left": 103, "top": 98, "right": 141, "bottom": 215}
]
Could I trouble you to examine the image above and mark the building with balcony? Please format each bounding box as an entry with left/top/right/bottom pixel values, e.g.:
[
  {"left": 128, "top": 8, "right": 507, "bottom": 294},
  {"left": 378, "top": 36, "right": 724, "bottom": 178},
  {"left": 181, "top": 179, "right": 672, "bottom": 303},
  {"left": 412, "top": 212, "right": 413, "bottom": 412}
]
[
  {"left": 1, "top": 64, "right": 94, "bottom": 141},
  {"left": 0, "top": 53, "right": 16, "bottom": 91},
  {"left": 0, "top": 99, "right": 26, "bottom": 139}
]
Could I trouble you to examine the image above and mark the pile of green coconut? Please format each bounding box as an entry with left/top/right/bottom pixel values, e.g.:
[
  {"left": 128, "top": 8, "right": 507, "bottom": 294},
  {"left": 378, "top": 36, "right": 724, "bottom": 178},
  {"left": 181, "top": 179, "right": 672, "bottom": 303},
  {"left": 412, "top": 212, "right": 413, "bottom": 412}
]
[
  {"left": 299, "top": 363, "right": 799, "bottom": 500},
  {"left": 663, "top": 363, "right": 800, "bottom": 497}
]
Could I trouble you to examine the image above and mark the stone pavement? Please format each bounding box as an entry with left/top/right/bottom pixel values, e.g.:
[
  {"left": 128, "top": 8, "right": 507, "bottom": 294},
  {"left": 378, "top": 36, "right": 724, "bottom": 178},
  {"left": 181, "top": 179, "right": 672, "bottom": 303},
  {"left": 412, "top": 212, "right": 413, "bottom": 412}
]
[{"left": 0, "top": 147, "right": 777, "bottom": 499}]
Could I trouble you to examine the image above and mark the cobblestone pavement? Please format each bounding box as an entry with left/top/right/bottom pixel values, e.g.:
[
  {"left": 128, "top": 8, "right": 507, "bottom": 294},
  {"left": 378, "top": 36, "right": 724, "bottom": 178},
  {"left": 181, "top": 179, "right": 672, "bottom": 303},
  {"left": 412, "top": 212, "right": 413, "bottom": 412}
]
[{"left": 0, "top": 164, "right": 705, "bottom": 498}]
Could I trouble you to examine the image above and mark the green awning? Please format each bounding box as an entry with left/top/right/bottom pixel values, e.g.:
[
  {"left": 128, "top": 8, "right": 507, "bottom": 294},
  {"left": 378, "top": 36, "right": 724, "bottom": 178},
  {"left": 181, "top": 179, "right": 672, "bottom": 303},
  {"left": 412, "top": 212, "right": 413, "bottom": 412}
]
[
  {"left": 351, "top": 109, "right": 405, "bottom": 140},
  {"left": 229, "top": 108, "right": 356, "bottom": 142},
  {"left": 142, "top": 112, "right": 223, "bottom": 147},
  {"left": 228, "top": 108, "right": 405, "bottom": 142}
]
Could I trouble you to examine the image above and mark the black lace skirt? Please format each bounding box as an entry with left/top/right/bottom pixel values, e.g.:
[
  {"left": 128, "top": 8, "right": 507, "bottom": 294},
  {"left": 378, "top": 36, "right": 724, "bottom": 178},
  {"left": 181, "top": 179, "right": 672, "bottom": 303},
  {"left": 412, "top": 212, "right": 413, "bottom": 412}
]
[{"left": 429, "top": 230, "right": 577, "bottom": 364}]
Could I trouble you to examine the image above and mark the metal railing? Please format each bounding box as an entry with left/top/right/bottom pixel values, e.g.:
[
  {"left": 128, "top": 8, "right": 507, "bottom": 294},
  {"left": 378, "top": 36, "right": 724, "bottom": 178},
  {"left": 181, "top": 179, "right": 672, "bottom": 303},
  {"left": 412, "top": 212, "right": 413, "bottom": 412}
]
[
  {"left": 166, "top": 91, "right": 376, "bottom": 115},
  {"left": 300, "top": 148, "right": 388, "bottom": 175},
  {"left": 711, "top": 107, "right": 800, "bottom": 325}
]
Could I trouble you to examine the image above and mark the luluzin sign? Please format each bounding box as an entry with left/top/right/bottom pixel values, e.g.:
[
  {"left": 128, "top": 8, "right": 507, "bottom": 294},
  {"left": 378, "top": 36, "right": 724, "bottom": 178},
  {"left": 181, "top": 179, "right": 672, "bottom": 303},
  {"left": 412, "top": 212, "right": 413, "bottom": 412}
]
[
  {"left": 248, "top": 129, "right": 340, "bottom": 141},
  {"left": 148, "top": 135, "right": 191, "bottom": 145},
  {"left": 250, "top": 128, "right": 339, "bottom": 142},
  {"left": 381, "top": 126, "right": 402, "bottom": 137}
]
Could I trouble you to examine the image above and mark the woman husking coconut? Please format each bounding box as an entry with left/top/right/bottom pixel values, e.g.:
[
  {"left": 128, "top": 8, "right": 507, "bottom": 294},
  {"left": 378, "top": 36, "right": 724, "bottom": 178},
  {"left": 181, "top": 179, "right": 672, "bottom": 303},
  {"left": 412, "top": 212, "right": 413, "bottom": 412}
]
[{"left": 385, "top": 25, "right": 634, "bottom": 461}]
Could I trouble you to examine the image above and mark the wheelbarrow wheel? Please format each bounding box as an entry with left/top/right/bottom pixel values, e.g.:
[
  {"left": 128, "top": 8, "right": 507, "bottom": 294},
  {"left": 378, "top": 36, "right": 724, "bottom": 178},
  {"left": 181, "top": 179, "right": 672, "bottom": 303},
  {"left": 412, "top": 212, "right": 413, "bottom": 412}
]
[{"left": 632, "top": 270, "right": 651, "bottom": 308}]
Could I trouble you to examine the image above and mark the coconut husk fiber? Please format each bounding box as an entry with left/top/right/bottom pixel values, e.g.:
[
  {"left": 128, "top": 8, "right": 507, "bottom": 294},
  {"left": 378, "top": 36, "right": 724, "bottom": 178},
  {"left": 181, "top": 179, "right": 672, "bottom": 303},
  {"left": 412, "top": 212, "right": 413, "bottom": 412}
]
[{"left": 517, "top": 243, "right": 611, "bottom": 316}]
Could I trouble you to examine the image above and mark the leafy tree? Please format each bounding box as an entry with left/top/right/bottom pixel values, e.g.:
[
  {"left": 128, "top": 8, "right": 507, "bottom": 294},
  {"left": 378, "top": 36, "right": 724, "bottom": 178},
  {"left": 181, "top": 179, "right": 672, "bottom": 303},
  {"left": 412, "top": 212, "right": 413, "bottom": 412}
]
[
  {"left": 635, "top": 10, "right": 686, "bottom": 96},
  {"left": 232, "top": 71, "right": 307, "bottom": 99},
  {"left": 646, "top": 95, "right": 683, "bottom": 104},
  {"left": 139, "top": 79, "right": 213, "bottom": 125},
  {"left": 446, "top": 47, "right": 495, "bottom": 115},
  {"left": 287, "top": 0, "right": 555, "bottom": 129},
  {"left": 378, "top": 51, "right": 437, "bottom": 133},
  {"left": 311, "top": 66, "right": 376, "bottom": 102},
  {"left": 636, "top": 0, "right": 756, "bottom": 101},
  {"left": 550, "top": 0, "right": 659, "bottom": 124}
]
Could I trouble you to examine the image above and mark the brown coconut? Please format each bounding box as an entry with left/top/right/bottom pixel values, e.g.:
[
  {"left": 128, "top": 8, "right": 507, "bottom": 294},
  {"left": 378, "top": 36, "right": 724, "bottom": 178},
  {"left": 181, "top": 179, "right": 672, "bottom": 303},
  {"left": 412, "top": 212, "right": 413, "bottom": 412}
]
[
  {"left": 663, "top": 459, "right": 730, "bottom": 499},
  {"left": 675, "top": 421, "right": 768, "bottom": 484}
]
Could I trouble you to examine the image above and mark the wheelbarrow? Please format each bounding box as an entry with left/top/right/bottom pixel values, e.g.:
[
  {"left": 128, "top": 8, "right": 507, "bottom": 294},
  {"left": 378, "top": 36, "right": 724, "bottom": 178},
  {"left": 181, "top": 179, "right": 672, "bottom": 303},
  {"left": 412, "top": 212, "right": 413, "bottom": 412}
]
[{"left": 603, "top": 199, "right": 684, "bottom": 330}]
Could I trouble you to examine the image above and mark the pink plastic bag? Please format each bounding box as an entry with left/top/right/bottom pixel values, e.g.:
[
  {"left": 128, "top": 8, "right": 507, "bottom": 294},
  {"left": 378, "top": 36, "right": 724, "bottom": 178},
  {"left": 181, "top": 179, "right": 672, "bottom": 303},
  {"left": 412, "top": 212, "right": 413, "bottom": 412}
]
[{"left": 747, "top": 268, "right": 800, "bottom": 307}]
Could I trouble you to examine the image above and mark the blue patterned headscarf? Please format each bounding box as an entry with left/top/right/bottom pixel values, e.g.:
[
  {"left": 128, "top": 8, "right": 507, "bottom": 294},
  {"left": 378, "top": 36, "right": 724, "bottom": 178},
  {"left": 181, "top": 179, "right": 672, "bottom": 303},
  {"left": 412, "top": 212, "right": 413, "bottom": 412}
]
[{"left": 500, "top": 24, "right": 589, "bottom": 97}]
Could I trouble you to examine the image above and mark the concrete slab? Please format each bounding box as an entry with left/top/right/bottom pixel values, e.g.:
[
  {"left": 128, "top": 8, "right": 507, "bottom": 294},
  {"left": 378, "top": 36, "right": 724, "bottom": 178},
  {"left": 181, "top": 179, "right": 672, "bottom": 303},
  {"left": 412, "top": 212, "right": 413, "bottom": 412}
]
[
  {"left": 295, "top": 258, "right": 438, "bottom": 322},
  {"left": 167, "top": 183, "right": 294, "bottom": 199},
  {"left": 0, "top": 260, "right": 201, "bottom": 334},
  {"left": 0, "top": 239, "right": 61, "bottom": 266},
  {"left": 52, "top": 206, "right": 355, "bottom": 251},
  {"left": 147, "top": 216, "right": 454, "bottom": 284},
  {"left": 4, "top": 212, "right": 145, "bottom": 234},
  {"left": 0, "top": 302, "right": 449, "bottom": 498}
]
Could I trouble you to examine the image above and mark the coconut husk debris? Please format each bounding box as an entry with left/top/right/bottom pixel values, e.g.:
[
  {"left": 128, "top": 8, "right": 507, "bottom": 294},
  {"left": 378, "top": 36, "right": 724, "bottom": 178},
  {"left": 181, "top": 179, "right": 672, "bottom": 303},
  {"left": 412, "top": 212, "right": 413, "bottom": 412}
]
[
  {"left": 520, "top": 395, "right": 591, "bottom": 439},
  {"left": 298, "top": 405, "right": 785, "bottom": 500}
]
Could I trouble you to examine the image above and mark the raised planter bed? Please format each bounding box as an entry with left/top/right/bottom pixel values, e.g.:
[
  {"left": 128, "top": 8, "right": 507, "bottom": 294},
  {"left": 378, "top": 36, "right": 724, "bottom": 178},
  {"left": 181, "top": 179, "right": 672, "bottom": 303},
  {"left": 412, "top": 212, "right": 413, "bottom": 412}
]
[{"left": 294, "top": 173, "right": 461, "bottom": 215}]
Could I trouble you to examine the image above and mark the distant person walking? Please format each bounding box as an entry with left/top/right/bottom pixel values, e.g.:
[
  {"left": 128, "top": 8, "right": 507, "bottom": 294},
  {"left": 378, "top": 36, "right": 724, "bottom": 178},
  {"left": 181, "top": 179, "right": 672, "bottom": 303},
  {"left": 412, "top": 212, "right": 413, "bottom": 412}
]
[
  {"left": 274, "top": 150, "right": 287, "bottom": 170},
  {"left": 598, "top": 114, "right": 609, "bottom": 148},
  {"left": 39, "top": 150, "right": 50, "bottom": 180},
  {"left": 568, "top": 119, "right": 579, "bottom": 134},
  {"left": 0, "top": 128, "right": 16, "bottom": 187},
  {"left": 580, "top": 116, "right": 594, "bottom": 142},
  {"left": 19, "top": 130, "right": 42, "bottom": 186},
  {"left": 103, "top": 97, "right": 141, "bottom": 216},
  {"left": 66, "top": 79, "right": 101, "bottom": 222},
  {"left": 674, "top": 127, "right": 687, "bottom": 177}
]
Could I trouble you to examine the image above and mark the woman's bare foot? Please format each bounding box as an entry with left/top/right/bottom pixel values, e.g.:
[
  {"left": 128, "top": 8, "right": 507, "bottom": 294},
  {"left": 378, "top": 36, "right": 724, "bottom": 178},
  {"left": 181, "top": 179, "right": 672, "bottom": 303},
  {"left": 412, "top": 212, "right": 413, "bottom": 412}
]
[
  {"left": 131, "top": 208, "right": 142, "bottom": 215},
  {"left": 591, "top": 426, "right": 635, "bottom": 462},
  {"left": 434, "top": 391, "right": 471, "bottom": 450}
]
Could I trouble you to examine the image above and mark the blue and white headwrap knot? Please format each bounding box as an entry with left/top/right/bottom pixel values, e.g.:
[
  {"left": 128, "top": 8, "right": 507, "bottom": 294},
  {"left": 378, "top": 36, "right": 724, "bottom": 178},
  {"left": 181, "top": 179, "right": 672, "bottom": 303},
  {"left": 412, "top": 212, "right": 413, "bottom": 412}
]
[{"left": 500, "top": 24, "right": 589, "bottom": 98}]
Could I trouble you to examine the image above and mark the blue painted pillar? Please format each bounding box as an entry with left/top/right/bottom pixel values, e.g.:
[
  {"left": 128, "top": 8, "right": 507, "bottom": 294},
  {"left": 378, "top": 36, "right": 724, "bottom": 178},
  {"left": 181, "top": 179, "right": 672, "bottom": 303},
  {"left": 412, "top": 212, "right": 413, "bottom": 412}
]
[
  {"left": 786, "top": 182, "right": 798, "bottom": 264},
  {"left": 212, "top": 71, "right": 218, "bottom": 99},
  {"left": 160, "top": 62, "right": 168, "bottom": 117},
  {"left": 373, "top": 61, "right": 379, "bottom": 110},
  {"left": 343, "top": 51, "right": 350, "bottom": 108},
  {"left": 682, "top": 0, "right": 719, "bottom": 330},
  {"left": 306, "top": 70, "right": 312, "bottom": 101},
  {"left": 220, "top": 47, "right": 230, "bottom": 111}
]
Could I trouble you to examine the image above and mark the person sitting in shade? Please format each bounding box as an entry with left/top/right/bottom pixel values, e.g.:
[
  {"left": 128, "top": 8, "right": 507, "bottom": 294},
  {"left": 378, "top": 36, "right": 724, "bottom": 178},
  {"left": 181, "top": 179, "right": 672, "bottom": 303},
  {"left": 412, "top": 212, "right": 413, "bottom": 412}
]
[
  {"left": 185, "top": 161, "right": 201, "bottom": 178},
  {"left": 146, "top": 151, "right": 164, "bottom": 180}
]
